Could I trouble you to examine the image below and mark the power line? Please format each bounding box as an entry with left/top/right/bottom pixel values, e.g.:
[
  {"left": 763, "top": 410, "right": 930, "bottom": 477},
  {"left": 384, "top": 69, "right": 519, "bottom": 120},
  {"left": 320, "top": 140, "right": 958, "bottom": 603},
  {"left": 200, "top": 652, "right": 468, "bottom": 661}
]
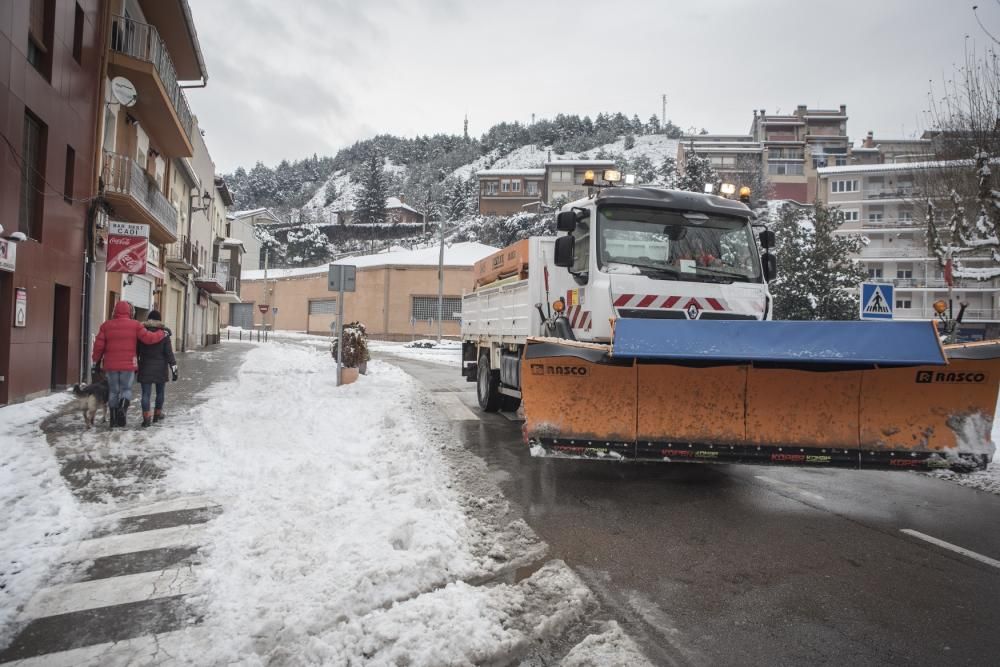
[{"left": 1, "top": 132, "right": 98, "bottom": 204}]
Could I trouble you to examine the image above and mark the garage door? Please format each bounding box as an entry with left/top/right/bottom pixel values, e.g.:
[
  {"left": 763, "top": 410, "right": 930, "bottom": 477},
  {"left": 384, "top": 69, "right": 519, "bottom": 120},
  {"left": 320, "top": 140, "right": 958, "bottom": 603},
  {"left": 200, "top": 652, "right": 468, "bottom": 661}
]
[{"left": 230, "top": 303, "right": 254, "bottom": 329}]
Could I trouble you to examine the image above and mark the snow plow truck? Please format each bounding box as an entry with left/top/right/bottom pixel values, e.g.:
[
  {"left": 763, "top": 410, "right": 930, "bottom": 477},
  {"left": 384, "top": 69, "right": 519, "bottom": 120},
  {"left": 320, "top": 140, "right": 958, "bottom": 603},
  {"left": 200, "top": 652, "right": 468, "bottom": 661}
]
[{"left": 461, "top": 180, "right": 1000, "bottom": 472}]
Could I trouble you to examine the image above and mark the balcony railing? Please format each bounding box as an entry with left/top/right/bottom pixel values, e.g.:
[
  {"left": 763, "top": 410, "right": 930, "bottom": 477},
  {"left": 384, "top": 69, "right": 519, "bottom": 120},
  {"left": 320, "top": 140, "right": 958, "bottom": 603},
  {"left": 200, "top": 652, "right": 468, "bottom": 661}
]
[
  {"left": 110, "top": 15, "right": 194, "bottom": 141},
  {"left": 165, "top": 235, "right": 198, "bottom": 271},
  {"left": 878, "top": 278, "right": 1000, "bottom": 289},
  {"left": 895, "top": 307, "right": 1000, "bottom": 321},
  {"left": 859, "top": 246, "right": 928, "bottom": 258},
  {"left": 103, "top": 152, "right": 178, "bottom": 238},
  {"left": 864, "top": 187, "right": 921, "bottom": 200}
]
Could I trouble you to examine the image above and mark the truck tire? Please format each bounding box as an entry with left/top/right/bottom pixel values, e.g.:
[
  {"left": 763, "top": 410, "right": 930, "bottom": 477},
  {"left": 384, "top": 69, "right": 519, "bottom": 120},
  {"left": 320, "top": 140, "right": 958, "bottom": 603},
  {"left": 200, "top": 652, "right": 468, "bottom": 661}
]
[
  {"left": 477, "top": 351, "right": 502, "bottom": 412},
  {"left": 500, "top": 394, "right": 521, "bottom": 412}
]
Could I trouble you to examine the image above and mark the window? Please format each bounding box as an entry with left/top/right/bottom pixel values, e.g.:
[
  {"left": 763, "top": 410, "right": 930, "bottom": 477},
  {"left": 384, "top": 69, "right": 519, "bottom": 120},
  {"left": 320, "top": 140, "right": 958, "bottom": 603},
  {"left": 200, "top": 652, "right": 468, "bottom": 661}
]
[
  {"left": 19, "top": 111, "right": 47, "bottom": 240},
  {"left": 511, "top": 179, "right": 521, "bottom": 193},
  {"left": 868, "top": 266, "right": 883, "bottom": 279},
  {"left": 868, "top": 212, "right": 884, "bottom": 222},
  {"left": 832, "top": 179, "right": 859, "bottom": 193},
  {"left": 841, "top": 210, "right": 859, "bottom": 222},
  {"left": 309, "top": 299, "right": 338, "bottom": 315},
  {"left": 835, "top": 157, "right": 848, "bottom": 166},
  {"left": 27, "top": 0, "right": 54, "bottom": 78},
  {"left": 412, "top": 296, "right": 462, "bottom": 322},
  {"left": 768, "top": 163, "right": 804, "bottom": 176},
  {"left": 72, "top": 3, "right": 84, "bottom": 64},
  {"left": 64, "top": 145, "right": 75, "bottom": 204},
  {"left": 899, "top": 210, "right": 913, "bottom": 223},
  {"left": 482, "top": 181, "right": 497, "bottom": 196},
  {"left": 526, "top": 181, "right": 539, "bottom": 196},
  {"left": 500, "top": 179, "right": 511, "bottom": 193},
  {"left": 551, "top": 169, "right": 573, "bottom": 183},
  {"left": 896, "top": 299, "right": 912, "bottom": 309},
  {"left": 897, "top": 269, "right": 913, "bottom": 279}
]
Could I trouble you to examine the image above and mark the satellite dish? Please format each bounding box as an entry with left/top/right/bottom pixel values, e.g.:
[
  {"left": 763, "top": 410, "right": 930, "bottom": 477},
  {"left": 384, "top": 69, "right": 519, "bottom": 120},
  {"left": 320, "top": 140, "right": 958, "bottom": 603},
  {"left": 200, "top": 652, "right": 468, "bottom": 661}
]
[{"left": 110, "top": 77, "right": 137, "bottom": 107}]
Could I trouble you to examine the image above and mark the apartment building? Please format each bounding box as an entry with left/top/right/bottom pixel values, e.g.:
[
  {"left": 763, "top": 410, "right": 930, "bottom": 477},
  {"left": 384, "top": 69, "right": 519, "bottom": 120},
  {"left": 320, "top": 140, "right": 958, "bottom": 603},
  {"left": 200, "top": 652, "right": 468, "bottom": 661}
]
[
  {"left": 224, "top": 208, "right": 280, "bottom": 270},
  {"left": 679, "top": 134, "right": 763, "bottom": 187},
  {"left": 88, "top": 0, "right": 209, "bottom": 361},
  {"left": 0, "top": 0, "right": 105, "bottom": 404},
  {"left": 544, "top": 160, "right": 616, "bottom": 204},
  {"left": 818, "top": 161, "right": 1000, "bottom": 340},
  {"left": 750, "top": 105, "right": 851, "bottom": 203},
  {"left": 476, "top": 169, "right": 545, "bottom": 215}
]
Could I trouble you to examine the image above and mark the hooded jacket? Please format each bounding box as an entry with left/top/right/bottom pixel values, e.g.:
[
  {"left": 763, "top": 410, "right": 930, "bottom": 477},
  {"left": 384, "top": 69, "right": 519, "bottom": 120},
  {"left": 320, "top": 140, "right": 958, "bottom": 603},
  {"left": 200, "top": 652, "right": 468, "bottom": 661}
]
[
  {"left": 92, "top": 301, "right": 168, "bottom": 372},
  {"left": 137, "top": 320, "right": 176, "bottom": 384}
]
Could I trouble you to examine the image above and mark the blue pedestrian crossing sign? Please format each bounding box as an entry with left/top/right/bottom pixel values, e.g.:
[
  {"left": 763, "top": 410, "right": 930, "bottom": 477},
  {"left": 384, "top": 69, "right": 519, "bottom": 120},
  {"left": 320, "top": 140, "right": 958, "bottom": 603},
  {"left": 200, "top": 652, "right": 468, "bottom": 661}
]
[{"left": 860, "top": 282, "right": 894, "bottom": 320}]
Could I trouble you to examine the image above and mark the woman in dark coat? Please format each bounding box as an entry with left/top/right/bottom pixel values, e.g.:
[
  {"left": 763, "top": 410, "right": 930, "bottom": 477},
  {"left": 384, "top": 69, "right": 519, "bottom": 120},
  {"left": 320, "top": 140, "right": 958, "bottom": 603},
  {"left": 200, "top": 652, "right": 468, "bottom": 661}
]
[{"left": 137, "top": 309, "right": 177, "bottom": 427}]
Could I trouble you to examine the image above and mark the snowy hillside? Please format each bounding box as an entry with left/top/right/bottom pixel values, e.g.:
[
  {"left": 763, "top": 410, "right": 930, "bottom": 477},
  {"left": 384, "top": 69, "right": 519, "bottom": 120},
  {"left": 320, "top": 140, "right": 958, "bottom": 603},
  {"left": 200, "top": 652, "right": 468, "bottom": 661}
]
[{"left": 301, "top": 135, "right": 680, "bottom": 222}]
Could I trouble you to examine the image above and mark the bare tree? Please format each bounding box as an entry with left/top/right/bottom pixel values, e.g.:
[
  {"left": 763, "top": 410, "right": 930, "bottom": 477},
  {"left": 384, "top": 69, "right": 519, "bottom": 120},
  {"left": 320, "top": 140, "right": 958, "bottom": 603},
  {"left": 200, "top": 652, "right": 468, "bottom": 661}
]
[{"left": 923, "top": 40, "right": 1000, "bottom": 279}]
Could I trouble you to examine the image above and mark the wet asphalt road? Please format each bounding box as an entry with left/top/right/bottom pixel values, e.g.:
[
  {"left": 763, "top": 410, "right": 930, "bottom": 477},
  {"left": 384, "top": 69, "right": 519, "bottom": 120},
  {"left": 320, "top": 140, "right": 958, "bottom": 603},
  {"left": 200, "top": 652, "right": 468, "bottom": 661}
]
[{"left": 383, "top": 353, "right": 1000, "bottom": 667}]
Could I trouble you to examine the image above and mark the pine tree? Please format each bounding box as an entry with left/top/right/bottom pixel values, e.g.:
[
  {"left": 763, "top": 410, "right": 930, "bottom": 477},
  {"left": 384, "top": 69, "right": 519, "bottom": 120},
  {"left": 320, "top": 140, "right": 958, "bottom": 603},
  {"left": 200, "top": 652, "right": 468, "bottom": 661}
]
[
  {"left": 443, "top": 178, "right": 467, "bottom": 221},
  {"left": 355, "top": 149, "right": 388, "bottom": 225},
  {"left": 284, "top": 223, "right": 331, "bottom": 267},
  {"left": 676, "top": 153, "right": 719, "bottom": 193},
  {"left": 770, "top": 203, "right": 867, "bottom": 320},
  {"left": 647, "top": 115, "right": 661, "bottom": 135},
  {"left": 624, "top": 134, "right": 636, "bottom": 150},
  {"left": 658, "top": 157, "right": 680, "bottom": 188}
]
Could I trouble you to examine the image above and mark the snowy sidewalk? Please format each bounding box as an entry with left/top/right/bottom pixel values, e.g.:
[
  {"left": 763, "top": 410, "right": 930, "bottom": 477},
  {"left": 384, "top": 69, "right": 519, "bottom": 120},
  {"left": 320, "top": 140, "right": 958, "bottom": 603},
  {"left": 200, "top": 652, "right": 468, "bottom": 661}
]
[{"left": 2, "top": 338, "right": 650, "bottom": 665}]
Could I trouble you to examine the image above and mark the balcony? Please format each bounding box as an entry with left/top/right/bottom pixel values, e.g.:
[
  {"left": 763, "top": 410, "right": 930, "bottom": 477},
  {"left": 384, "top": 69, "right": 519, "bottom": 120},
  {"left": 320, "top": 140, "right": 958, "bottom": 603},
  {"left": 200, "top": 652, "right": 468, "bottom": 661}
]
[
  {"left": 165, "top": 235, "right": 198, "bottom": 274},
  {"left": 859, "top": 246, "right": 929, "bottom": 259},
  {"left": 108, "top": 15, "right": 194, "bottom": 157},
  {"left": 885, "top": 278, "right": 1000, "bottom": 289},
  {"left": 103, "top": 152, "right": 178, "bottom": 244},
  {"left": 195, "top": 262, "right": 241, "bottom": 303}
]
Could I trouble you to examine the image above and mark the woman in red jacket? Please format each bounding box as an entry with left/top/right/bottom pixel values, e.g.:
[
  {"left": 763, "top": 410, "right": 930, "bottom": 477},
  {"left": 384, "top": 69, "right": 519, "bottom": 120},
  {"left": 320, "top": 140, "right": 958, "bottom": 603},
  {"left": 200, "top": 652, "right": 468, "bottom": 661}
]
[{"left": 92, "top": 300, "right": 168, "bottom": 427}]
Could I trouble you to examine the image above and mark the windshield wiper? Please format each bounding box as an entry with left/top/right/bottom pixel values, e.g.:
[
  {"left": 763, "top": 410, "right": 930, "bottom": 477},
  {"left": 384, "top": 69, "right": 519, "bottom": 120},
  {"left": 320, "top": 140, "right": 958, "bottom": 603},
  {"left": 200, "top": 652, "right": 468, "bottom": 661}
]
[
  {"left": 620, "top": 262, "right": 681, "bottom": 280},
  {"left": 693, "top": 265, "right": 753, "bottom": 282}
]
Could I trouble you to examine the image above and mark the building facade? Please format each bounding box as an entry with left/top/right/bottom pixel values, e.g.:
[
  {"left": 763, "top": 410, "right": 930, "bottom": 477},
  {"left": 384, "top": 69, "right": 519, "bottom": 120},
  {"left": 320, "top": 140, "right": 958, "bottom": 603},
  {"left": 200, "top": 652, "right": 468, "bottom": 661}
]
[
  {"left": 476, "top": 169, "right": 545, "bottom": 215},
  {"left": 87, "top": 0, "right": 209, "bottom": 363},
  {"left": 0, "top": 0, "right": 104, "bottom": 404},
  {"left": 228, "top": 242, "right": 497, "bottom": 340},
  {"left": 818, "top": 161, "right": 1000, "bottom": 340},
  {"left": 679, "top": 134, "right": 762, "bottom": 188}
]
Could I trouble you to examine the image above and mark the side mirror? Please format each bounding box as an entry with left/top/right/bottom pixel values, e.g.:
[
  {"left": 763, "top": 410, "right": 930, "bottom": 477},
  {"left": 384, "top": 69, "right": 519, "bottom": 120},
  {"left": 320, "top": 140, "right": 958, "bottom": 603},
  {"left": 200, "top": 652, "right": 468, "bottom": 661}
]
[
  {"left": 556, "top": 211, "right": 577, "bottom": 233},
  {"left": 759, "top": 229, "right": 775, "bottom": 250},
  {"left": 554, "top": 235, "right": 575, "bottom": 268},
  {"left": 762, "top": 253, "right": 777, "bottom": 282}
]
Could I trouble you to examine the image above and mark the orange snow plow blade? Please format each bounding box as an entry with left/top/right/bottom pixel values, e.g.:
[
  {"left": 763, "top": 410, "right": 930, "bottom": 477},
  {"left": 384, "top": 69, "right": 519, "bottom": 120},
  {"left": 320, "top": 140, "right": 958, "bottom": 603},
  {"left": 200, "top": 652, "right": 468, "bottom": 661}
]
[{"left": 522, "top": 322, "right": 1000, "bottom": 471}]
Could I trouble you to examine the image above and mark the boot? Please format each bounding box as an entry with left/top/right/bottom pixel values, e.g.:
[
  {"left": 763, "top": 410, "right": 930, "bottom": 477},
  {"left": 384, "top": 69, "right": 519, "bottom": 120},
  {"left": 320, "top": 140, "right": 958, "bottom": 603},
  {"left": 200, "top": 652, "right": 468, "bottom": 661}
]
[
  {"left": 118, "top": 399, "right": 130, "bottom": 427},
  {"left": 109, "top": 407, "right": 118, "bottom": 429},
  {"left": 153, "top": 409, "right": 164, "bottom": 423},
  {"left": 142, "top": 411, "right": 153, "bottom": 427}
]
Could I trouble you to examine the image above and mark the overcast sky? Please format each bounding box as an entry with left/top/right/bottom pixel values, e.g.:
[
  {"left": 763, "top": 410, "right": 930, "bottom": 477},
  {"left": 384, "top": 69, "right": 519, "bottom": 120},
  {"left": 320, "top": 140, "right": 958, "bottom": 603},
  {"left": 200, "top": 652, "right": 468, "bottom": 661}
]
[{"left": 185, "top": 0, "right": 995, "bottom": 173}]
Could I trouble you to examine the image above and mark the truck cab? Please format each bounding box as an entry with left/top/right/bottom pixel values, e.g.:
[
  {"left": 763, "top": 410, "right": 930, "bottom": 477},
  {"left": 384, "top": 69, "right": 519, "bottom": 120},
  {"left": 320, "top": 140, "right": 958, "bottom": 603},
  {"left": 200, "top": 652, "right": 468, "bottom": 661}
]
[{"left": 552, "top": 187, "right": 775, "bottom": 342}]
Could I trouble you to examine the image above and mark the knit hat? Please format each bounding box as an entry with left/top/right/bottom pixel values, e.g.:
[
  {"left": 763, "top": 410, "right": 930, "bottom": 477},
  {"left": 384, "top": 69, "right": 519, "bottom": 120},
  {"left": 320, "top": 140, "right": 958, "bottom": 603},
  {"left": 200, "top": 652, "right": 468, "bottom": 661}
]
[{"left": 147, "top": 309, "right": 162, "bottom": 321}]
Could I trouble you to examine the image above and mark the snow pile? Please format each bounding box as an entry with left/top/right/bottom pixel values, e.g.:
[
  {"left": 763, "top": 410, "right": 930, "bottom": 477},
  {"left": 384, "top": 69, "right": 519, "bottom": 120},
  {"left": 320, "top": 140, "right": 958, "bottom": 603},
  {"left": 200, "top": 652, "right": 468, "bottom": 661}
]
[
  {"left": 930, "top": 393, "right": 1000, "bottom": 494},
  {"left": 0, "top": 393, "right": 91, "bottom": 649},
  {"left": 369, "top": 340, "right": 463, "bottom": 367},
  {"left": 560, "top": 621, "right": 654, "bottom": 667},
  {"left": 161, "top": 341, "right": 509, "bottom": 663}
]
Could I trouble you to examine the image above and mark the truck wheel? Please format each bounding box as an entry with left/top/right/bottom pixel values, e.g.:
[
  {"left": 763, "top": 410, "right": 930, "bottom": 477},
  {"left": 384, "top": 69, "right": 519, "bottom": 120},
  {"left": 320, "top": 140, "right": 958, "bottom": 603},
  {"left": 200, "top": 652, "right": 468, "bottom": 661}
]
[
  {"left": 500, "top": 394, "right": 521, "bottom": 412},
  {"left": 477, "top": 352, "right": 501, "bottom": 412}
]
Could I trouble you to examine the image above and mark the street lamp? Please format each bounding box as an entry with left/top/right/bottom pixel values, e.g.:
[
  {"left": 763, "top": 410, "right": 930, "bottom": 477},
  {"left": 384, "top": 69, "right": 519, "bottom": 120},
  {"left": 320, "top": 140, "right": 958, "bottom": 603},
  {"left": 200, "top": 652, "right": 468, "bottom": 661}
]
[{"left": 190, "top": 189, "right": 212, "bottom": 213}]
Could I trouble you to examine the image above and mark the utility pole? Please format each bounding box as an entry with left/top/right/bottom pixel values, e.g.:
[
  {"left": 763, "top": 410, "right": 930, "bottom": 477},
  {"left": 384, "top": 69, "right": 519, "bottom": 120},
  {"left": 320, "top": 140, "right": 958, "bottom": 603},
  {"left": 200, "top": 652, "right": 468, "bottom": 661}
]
[
  {"left": 262, "top": 247, "right": 269, "bottom": 330},
  {"left": 662, "top": 93, "right": 667, "bottom": 127},
  {"left": 436, "top": 217, "right": 445, "bottom": 343}
]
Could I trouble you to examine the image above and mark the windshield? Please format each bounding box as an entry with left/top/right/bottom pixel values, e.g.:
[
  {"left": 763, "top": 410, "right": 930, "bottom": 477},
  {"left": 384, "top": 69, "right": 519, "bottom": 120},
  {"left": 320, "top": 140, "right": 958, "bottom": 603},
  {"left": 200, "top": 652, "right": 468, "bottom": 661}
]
[{"left": 597, "top": 205, "right": 762, "bottom": 283}]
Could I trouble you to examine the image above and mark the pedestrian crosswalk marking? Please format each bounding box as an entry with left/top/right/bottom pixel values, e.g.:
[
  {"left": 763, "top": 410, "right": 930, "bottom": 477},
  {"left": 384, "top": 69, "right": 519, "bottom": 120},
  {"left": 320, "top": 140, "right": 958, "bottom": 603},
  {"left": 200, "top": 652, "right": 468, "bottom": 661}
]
[{"left": 70, "top": 523, "right": 207, "bottom": 561}]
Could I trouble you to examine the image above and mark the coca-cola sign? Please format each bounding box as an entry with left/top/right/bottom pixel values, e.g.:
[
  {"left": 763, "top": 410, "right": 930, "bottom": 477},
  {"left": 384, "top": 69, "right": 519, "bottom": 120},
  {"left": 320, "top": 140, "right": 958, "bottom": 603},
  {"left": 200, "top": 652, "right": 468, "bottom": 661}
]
[{"left": 107, "top": 222, "right": 150, "bottom": 274}]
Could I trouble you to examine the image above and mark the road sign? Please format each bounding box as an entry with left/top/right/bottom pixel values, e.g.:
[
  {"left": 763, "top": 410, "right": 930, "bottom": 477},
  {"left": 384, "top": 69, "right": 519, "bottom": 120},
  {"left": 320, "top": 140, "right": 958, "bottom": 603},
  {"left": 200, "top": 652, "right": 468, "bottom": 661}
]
[
  {"left": 860, "top": 282, "right": 894, "bottom": 320},
  {"left": 258, "top": 304, "right": 269, "bottom": 314},
  {"left": 328, "top": 264, "right": 356, "bottom": 292}
]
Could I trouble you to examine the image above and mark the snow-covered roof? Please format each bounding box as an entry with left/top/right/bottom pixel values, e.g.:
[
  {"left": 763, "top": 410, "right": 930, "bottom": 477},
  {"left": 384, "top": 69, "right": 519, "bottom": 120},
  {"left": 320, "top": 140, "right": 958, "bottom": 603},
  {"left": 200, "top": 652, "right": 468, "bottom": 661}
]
[
  {"left": 544, "top": 160, "right": 616, "bottom": 167},
  {"left": 385, "top": 196, "right": 421, "bottom": 214},
  {"left": 241, "top": 242, "right": 498, "bottom": 281},
  {"left": 218, "top": 237, "right": 246, "bottom": 251},
  {"left": 228, "top": 208, "right": 282, "bottom": 223},
  {"left": 476, "top": 169, "right": 545, "bottom": 177},
  {"left": 816, "top": 159, "right": 973, "bottom": 176}
]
